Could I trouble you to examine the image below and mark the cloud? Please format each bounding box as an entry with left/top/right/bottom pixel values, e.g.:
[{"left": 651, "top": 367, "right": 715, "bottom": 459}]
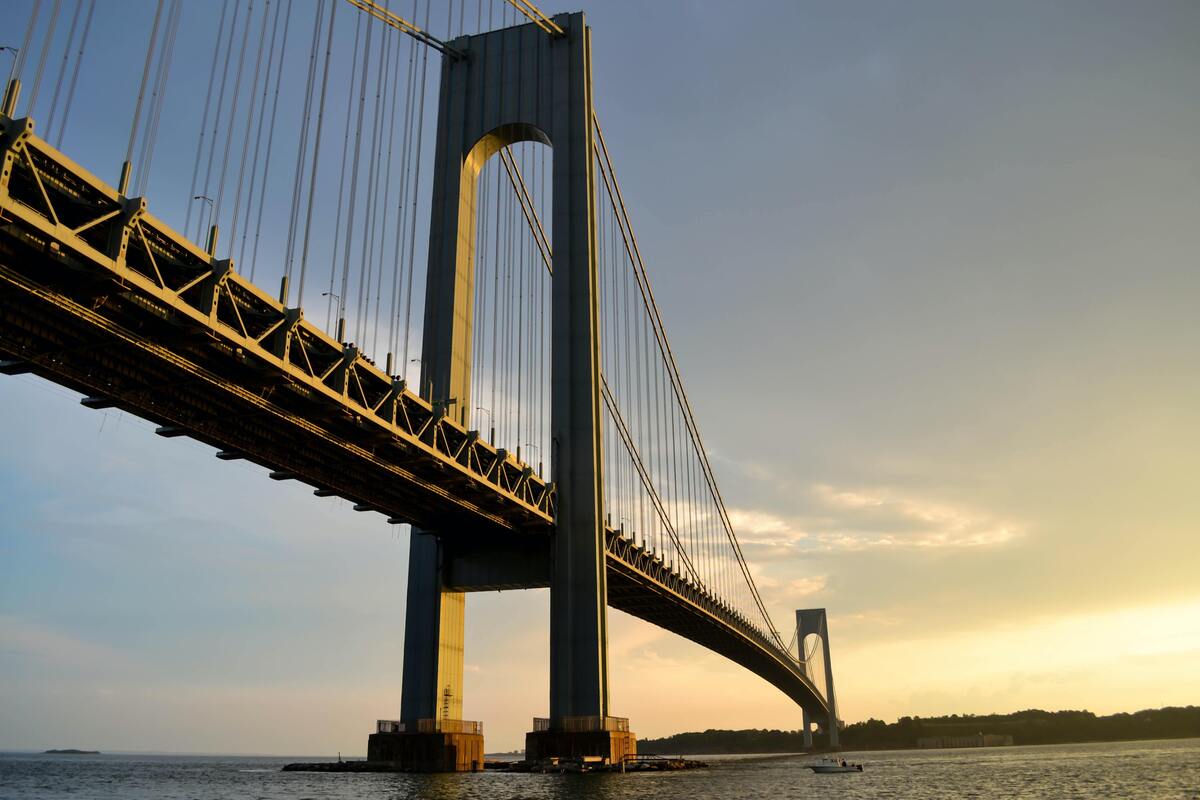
[
  {"left": 732, "top": 483, "right": 1022, "bottom": 555},
  {"left": 727, "top": 508, "right": 807, "bottom": 546},
  {"left": 808, "top": 483, "right": 1021, "bottom": 550},
  {"left": 785, "top": 575, "right": 828, "bottom": 598}
]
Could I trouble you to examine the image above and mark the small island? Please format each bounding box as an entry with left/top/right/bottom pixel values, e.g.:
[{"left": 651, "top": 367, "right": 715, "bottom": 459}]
[{"left": 43, "top": 749, "right": 100, "bottom": 755}]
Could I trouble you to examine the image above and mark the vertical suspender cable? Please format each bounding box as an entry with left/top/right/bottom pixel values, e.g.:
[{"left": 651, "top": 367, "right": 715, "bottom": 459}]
[
  {"left": 284, "top": 0, "right": 325, "bottom": 302},
  {"left": 355, "top": 28, "right": 382, "bottom": 345},
  {"left": 198, "top": 0, "right": 242, "bottom": 238},
  {"left": 515, "top": 158, "right": 524, "bottom": 445},
  {"left": 386, "top": 8, "right": 417, "bottom": 356},
  {"left": 373, "top": 23, "right": 402, "bottom": 361},
  {"left": 488, "top": 143, "right": 501, "bottom": 425},
  {"left": 500, "top": 168, "right": 512, "bottom": 442},
  {"left": 296, "top": 0, "right": 338, "bottom": 306},
  {"left": 638, "top": 269, "right": 650, "bottom": 546},
  {"left": 506, "top": 173, "right": 516, "bottom": 442},
  {"left": 212, "top": 0, "right": 256, "bottom": 240},
  {"left": 136, "top": 0, "right": 182, "bottom": 196},
  {"left": 124, "top": 0, "right": 163, "bottom": 166},
  {"left": 53, "top": 0, "right": 92, "bottom": 149},
  {"left": 363, "top": 8, "right": 392, "bottom": 348},
  {"left": 337, "top": 0, "right": 374, "bottom": 342},
  {"left": 248, "top": 0, "right": 293, "bottom": 280},
  {"left": 227, "top": 0, "right": 272, "bottom": 257},
  {"left": 43, "top": 0, "right": 81, "bottom": 139},
  {"left": 472, "top": 157, "right": 491, "bottom": 414},
  {"left": 25, "top": 0, "right": 61, "bottom": 116},
  {"left": 399, "top": 0, "right": 431, "bottom": 377},
  {"left": 624, "top": 219, "right": 633, "bottom": 542},
  {"left": 371, "top": 17, "right": 397, "bottom": 354},
  {"left": 135, "top": 0, "right": 171, "bottom": 185},
  {"left": 327, "top": 7, "right": 364, "bottom": 329},
  {"left": 356, "top": 11, "right": 390, "bottom": 347},
  {"left": 237, "top": 0, "right": 282, "bottom": 268},
  {"left": 184, "top": 0, "right": 229, "bottom": 237},
  {"left": 13, "top": 1, "right": 41, "bottom": 86}
]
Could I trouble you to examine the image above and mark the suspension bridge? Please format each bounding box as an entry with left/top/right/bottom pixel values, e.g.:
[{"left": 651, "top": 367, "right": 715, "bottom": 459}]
[{"left": 0, "top": 0, "right": 838, "bottom": 769}]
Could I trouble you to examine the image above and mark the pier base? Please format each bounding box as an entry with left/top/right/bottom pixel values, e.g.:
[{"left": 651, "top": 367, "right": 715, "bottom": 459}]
[
  {"left": 525, "top": 728, "right": 637, "bottom": 765},
  {"left": 366, "top": 731, "right": 484, "bottom": 772}
]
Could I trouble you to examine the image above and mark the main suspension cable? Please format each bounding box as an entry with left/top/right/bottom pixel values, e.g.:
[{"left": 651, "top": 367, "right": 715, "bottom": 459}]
[
  {"left": 503, "top": 0, "right": 563, "bottom": 36},
  {"left": 593, "top": 110, "right": 787, "bottom": 647},
  {"left": 343, "top": 0, "right": 465, "bottom": 57}
]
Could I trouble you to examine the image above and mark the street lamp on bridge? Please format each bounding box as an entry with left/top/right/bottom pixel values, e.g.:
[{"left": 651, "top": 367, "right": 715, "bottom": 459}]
[
  {"left": 474, "top": 406, "right": 494, "bottom": 443},
  {"left": 1, "top": 46, "right": 18, "bottom": 86},
  {"left": 192, "top": 195, "right": 215, "bottom": 253},
  {"left": 321, "top": 291, "right": 345, "bottom": 343},
  {"left": 523, "top": 442, "right": 542, "bottom": 477}
]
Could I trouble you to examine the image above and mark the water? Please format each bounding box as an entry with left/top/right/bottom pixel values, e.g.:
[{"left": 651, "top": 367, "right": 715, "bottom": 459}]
[{"left": 2, "top": 739, "right": 1198, "bottom": 799}]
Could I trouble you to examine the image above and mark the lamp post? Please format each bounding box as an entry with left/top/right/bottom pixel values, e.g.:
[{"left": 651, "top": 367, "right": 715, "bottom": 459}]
[
  {"left": 1, "top": 46, "right": 18, "bottom": 88},
  {"left": 192, "top": 194, "right": 214, "bottom": 250},
  {"left": 409, "top": 358, "right": 426, "bottom": 398},
  {"left": 524, "top": 442, "right": 542, "bottom": 477},
  {"left": 476, "top": 406, "right": 493, "bottom": 443},
  {"left": 0, "top": 48, "right": 18, "bottom": 118},
  {"left": 321, "top": 291, "right": 344, "bottom": 342}
]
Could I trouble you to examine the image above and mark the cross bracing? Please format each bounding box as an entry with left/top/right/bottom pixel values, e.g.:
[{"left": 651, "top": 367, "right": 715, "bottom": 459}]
[{"left": 0, "top": 0, "right": 833, "bottom": 727}]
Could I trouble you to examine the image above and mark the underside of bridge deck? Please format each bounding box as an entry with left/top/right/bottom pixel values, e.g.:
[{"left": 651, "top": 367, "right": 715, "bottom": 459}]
[{"left": 0, "top": 112, "right": 554, "bottom": 539}]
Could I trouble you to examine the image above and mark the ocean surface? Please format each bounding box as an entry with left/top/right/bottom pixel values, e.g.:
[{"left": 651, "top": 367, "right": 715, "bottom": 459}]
[{"left": 2, "top": 738, "right": 1198, "bottom": 799}]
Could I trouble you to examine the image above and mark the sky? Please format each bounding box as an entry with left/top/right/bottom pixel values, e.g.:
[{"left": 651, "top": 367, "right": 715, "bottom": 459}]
[{"left": 1, "top": 0, "right": 1199, "bottom": 755}]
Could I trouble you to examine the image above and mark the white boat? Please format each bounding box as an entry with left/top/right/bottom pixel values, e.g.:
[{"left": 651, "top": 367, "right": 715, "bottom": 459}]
[{"left": 808, "top": 757, "right": 863, "bottom": 773}]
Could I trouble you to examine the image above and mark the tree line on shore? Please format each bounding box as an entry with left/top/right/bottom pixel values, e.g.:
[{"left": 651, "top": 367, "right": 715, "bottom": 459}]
[{"left": 638, "top": 706, "right": 1200, "bottom": 754}]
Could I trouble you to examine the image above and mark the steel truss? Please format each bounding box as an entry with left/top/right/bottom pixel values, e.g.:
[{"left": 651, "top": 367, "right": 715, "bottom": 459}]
[{"left": 0, "top": 113, "right": 554, "bottom": 533}]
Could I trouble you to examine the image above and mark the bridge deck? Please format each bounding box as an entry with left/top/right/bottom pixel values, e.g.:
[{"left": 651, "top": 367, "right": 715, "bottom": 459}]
[
  {"left": 0, "top": 113, "right": 826, "bottom": 718},
  {"left": 604, "top": 531, "right": 827, "bottom": 715}
]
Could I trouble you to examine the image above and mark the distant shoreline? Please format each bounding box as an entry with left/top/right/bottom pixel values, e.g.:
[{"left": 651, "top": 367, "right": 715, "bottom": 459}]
[
  {"left": 641, "top": 707, "right": 1200, "bottom": 754},
  {"left": 43, "top": 750, "right": 100, "bottom": 755},
  {"left": 640, "top": 735, "right": 1200, "bottom": 758}
]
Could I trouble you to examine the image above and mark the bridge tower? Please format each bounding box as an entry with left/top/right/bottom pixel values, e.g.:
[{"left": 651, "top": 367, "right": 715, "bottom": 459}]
[
  {"left": 373, "top": 12, "right": 631, "bottom": 768},
  {"left": 797, "top": 608, "right": 840, "bottom": 749}
]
